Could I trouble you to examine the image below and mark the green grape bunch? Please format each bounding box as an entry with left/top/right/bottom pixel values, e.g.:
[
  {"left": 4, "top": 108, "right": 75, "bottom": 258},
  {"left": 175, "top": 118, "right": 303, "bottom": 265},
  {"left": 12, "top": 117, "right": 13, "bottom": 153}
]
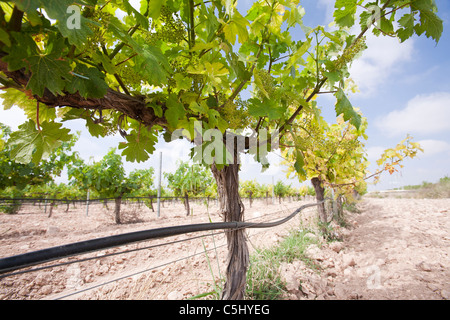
[
  {"left": 254, "top": 69, "right": 275, "bottom": 98},
  {"left": 333, "top": 36, "right": 367, "bottom": 71},
  {"left": 87, "top": 10, "right": 113, "bottom": 47},
  {"left": 146, "top": 6, "right": 186, "bottom": 45}
]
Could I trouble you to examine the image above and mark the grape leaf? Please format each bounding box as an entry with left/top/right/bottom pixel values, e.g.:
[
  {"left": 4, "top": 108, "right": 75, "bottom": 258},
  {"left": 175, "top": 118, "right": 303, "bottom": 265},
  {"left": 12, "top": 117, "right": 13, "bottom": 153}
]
[
  {"left": 120, "top": 0, "right": 149, "bottom": 29},
  {"left": 223, "top": 11, "right": 250, "bottom": 45},
  {"left": 397, "top": 13, "right": 415, "bottom": 42},
  {"left": 335, "top": 88, "right": 361, "bottom": 129},
  {"left": 21, "top": 36, "right": 72, "bottom": 97},
  {"left": 142, "top": 0, "right": 164, "bottom": 20},
  {"left": 0, "top": 29, "right": 11, "bottom": 47},
  {"left": 248, "top": 98, "right": 283, "bottom": 120},
  {"left": 65, "top": 64, "right": 108, "bottom": 98},
  {"left": 414, "top": 8, "right": 443, "bottom": 43},
  {"left": 27, "top": 53, "right": 72, "bottom": 97},
  {"left": 2, "top": 32, "right": 39, "bottom": 72},
  {"left": 0, "top": 88, "right": 36, "bottom": 111},
  {"left": 8, "top": 120, "right": 72, "bottom": 164},
  {"left": 57, "top": 15, "right": 97, "bottom": 47},
  {"left": 133, "top": 44, "right": 171, "bottom": 85},
  {"left": 118, "top": 131, "right": 156, "bottom": 163},
  {"left": 293, "top": 150, "right": 307, "bottom": 179},
  {"left": 333, "top": 0, "right": 357, "bottom": 28},
  {"left": 165, "top": 94, "right": 186, "bottom": 128},
  {"left": 11, "top": 0, "right": 40, "bottom": 12}
]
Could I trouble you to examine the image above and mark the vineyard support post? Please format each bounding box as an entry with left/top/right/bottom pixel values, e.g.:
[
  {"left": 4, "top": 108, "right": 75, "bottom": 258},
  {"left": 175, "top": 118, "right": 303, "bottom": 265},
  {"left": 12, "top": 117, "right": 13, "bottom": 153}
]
[
  {"left": 44, "top": 195, "right": 48, "bottom": 214},
  {"left": 157, "top": 152, "right": 162, "bottom": 218},
  {"left": 272, "top": 176, "right": 275, "bottom": 204},
  {"left": 85, "top": 189, "right": 90, "bottom": 217},
  {"left": 184, "top": 192, "right": 190, "bottom": 216}
]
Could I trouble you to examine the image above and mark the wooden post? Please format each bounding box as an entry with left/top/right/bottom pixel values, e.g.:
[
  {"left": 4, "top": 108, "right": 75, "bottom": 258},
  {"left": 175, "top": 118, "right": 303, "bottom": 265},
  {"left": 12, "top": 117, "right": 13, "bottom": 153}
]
[
  {"left": 85, "top": 189, "right": 90, "bottom": 217},
  {"left": 184, "top": 192, "right": 190, "bottom": 216},
  {"left": 157, "top": 152, "right": 162, "bottom": 218}
]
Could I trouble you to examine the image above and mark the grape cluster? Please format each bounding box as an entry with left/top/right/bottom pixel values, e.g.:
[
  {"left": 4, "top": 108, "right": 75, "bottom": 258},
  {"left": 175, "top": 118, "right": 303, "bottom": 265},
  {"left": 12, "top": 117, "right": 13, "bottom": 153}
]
[
  {"left": 333, "top": 36, "right": 367, "bottom": 71},
  {"left": 116, "top": 64, "right": 142, "bottom": 88},
  {"left": 220, "top": 99, "right": 249, "bottom": 129},
  {"left": 254, "top": 69, "right": 275, "bottom": 98},
  {"left": 146, "top": 6, "right": 186, "bottom": 45},
  {"left": 87, "top": 10, "right": 113, "bottom": 47}
]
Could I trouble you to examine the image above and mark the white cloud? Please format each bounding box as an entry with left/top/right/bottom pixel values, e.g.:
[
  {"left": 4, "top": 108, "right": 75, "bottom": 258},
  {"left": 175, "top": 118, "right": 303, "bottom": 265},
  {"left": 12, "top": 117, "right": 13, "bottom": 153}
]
[
  {"left": 349, "top": 35, "right": 414, "bottom": 96},
  {"left": 366, "top": 146, "right": 385, "bottom": 162},
  {"left": 376, "top": 92, "right": 450, "bottom": 136},
  {"left": 417, "top": 139, "right": 450, "bottom": 157},
  {"left": 0, "top": 105, "right": 28, "bottom": 131}
]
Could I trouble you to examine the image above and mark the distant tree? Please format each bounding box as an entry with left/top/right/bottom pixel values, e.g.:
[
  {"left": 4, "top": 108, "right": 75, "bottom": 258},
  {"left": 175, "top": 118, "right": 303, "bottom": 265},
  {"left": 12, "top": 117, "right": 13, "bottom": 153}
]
[
  {"left": 68, "top": 148, "right": 141, "bottom": 223},
  {"left": 164, "top": 160, "right": 216, "bottom": 215},
  {"left": 0, "top": 123, "right": 77, "bottom": 213},
  {"left": 273, "top": 180, "right": 291, "bottom": 203}
]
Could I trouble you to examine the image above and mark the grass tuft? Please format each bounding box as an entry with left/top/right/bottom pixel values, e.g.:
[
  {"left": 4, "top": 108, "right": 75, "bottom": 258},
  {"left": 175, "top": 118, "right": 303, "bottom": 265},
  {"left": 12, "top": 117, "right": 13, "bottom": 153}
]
[{"left": 245, "top": 228, "right": 321, "bottom": 300}]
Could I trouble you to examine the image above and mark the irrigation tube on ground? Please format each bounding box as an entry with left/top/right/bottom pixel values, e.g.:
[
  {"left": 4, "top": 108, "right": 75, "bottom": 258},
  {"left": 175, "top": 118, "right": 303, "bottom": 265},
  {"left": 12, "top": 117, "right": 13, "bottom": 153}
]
[{"left": 0, "top": 201, "right": 323, "bottom": 276}]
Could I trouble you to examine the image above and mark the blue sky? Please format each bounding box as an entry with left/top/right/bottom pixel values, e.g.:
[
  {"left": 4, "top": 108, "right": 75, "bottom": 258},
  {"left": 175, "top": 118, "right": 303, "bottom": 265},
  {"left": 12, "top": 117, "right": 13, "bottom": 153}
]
[{"left": 0, "top": 0, "right": 449, "bottom": 191}]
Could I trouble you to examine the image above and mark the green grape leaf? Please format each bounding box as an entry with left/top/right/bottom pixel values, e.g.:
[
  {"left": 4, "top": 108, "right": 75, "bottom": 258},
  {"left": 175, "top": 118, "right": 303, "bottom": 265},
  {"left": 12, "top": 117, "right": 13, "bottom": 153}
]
[
  {"left": 118, "top": 131, "right": 156, "bottom": 163},
  {"left": 8, "top": 120, "right": 72, "bottom": 164},
  {"left": 414, "top": 8, "right": 443, "bottom": 43},
  {"left": 27, "top": 54, "right": 71, "bottom": 97},
  {"left": 143, "top": 0, "right": 165, "bottom": 20},
  {"left": 189, "top": 101, "right": 209, "bottom": 115},
  {"left": 253, "top": 69, "right": 270, "bottom": 98},
  {"left": 65, "top": 64, "right": 108, "bottom": 98},
  {"left": 85, "top": 117, "right": 109, "bottom": 138},
  {"left": 10, "top": 0, "right": 40, "bottom": 12},
  {"left": 133, "top": 44, "right": 171, "bottom": 85},
  {"left": 0, "top": 88, "right": 36, "bottom": 111},
  {"left": 411, "top": 0, "right": 436, "bottom": 12},
  {"left": 57, "top": 15, "right": 97, "bottom": 47},
  {"left": 335, "top": 88, "right": 361, "bottom": 129},
  {"left": 293, "top": 150, "right": 307, "bottom": 179},
  {"left": 106, "top": 17, "right": 170, "bottom": 84},
  {"left": 173, "top": 73, "right": 193, "bottom": 91},
  {"left": 2, "top": 32, "right": 39, "bottom": 71},
  {"left": 120, "top": 0, "right": 149, "bottom": 29},
  {"left": 223, "top": 11, "right": 250, "bottom": 45},
  {"left": 248, "top": 98, "right": 283, "bottom": 120},
  {"left": 333, "top": 0, "right": 357, "bottom": 28},
  {"left": 92, "top": 51, "right": 116, "bottom": 74},
  {"left": 23, "top": 36, "right": 71, "bottom": 96},
  {"left": 0, "top": 29, "right": 11, "bottom": 47},
  {"left": 397, "top": 13, "right": 415, "bottom": 42},
  {"left": 187, "top": 61, "right": 229, "bottom": 87},
  {"left": 165, "top": 94, "right": 186, "bottom": 128},
  {"left": 148, "top": 102, "right": 163, "bottom": 118}
]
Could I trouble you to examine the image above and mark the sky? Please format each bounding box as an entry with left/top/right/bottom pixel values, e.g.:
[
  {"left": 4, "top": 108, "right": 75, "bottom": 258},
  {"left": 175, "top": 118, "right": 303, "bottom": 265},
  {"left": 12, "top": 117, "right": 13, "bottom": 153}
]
[{"left": 0, "top": 0, "right": 449, "bottom": 192}]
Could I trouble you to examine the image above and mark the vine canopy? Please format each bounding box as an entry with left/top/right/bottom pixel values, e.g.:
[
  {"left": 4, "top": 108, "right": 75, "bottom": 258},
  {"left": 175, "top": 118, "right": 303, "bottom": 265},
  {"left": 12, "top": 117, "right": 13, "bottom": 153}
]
[{"left": 0, "top": 0, "right": 443, "bottom": 168}]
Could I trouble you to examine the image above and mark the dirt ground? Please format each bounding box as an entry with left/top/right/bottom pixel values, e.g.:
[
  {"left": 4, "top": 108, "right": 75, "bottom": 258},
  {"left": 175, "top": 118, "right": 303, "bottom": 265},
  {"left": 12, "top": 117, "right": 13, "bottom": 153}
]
[{"left": 0, "top": 196, "right": 449, "bottom": 300}]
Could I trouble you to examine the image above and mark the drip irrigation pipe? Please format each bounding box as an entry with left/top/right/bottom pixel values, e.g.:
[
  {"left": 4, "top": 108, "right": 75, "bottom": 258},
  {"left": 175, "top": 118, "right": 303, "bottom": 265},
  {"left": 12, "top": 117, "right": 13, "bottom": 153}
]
[{"left": 0, "top": 201, "right": 324, "bottom": 276}]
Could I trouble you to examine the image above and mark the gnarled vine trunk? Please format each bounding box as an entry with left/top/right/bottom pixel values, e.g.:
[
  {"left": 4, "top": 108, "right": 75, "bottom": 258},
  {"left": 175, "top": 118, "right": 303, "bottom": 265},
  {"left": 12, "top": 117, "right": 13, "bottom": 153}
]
[
  {"left": 311, "top": 177, "right": 327, "bottom": 227},
  {"left": 114, "top": 196, "right": 122, "bottom": 224},
  {"left": 211, "top": 161, "right": 248, "bottom": 300}
]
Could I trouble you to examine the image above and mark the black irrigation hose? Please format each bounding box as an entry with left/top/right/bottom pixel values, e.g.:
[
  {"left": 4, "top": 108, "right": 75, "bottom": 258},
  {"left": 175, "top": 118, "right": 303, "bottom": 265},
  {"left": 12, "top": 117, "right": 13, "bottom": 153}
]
[{"left": 0, "top": 201, "right": 324, "bottom": 276}]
